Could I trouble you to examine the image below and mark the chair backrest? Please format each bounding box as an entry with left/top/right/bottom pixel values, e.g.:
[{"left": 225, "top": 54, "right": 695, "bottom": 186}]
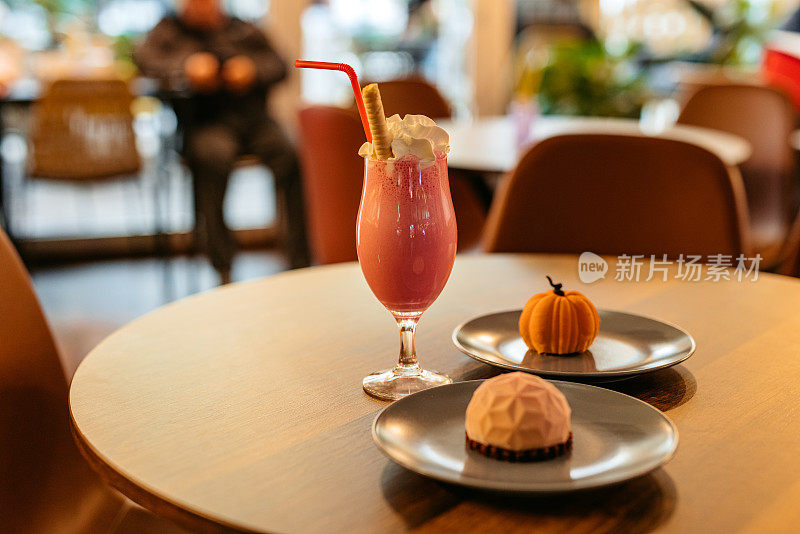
[
  {"left": 778, "top": 212, "right": 800, "bottom": 277},
  {"left": 30, "top": 78, "right": 140, "bottom": 181},
  {"left": 677, "top": 84, "right": 797, "bottom": 223},
  {"left": 371, "top": 77, "right": 452, "bottom": 119},
  {"left": 297, "top": 106, "right": 364, "bottom": 264},
  {"left": 483, "top": 134, "right": 751, "bottom": 258},
  {"left": 0, "top": 230, "right": 64, "bottom": 395},
  {"left": 0, "top": 229, "right": 122, "bottom": 532}
]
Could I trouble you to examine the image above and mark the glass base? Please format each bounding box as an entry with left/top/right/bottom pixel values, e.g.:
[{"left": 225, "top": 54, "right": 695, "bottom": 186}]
[{"left": 362, "top": 364, "right": 452, "bottom": 401}]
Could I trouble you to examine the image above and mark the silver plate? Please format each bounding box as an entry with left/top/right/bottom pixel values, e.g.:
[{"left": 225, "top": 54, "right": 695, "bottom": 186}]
[
  {"left": 453, "top": 310, "right": 695, "bottom": 379},
  {"left": 373, "top": 380, "right": 678, "bottom": 493}
]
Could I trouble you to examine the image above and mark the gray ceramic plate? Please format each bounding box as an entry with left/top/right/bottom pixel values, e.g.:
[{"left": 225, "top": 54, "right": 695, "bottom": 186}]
[
  {"left": 373, "top": 380, "right": 678, "bottom": 493},
  {"left": 452, "top": 310, "right": 695, "bottom": 380}
]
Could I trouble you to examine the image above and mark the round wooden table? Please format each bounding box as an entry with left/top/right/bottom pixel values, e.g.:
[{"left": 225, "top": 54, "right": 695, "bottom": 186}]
[
  {"left": 70, "top": 254, "right": 800, "bottom": 533},
  {"left": 439, "top": 116, "right": 752, "bottom": 173}
]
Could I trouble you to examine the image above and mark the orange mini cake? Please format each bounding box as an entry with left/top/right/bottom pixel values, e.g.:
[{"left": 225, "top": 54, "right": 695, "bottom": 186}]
[
  {"left": 465, "top": 372, "right": 572, "bottom": 462},
  {"left": 519, "top": 276, "right": 600, "bottom": 355}
]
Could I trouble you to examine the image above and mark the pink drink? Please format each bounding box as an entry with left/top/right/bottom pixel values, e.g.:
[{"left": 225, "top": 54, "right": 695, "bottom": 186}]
[{"left": 357, "top": 153, "right": 457, "bottom": 314}]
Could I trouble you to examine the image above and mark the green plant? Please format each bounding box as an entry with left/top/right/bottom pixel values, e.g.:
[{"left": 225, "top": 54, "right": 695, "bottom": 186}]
[
  {"left": 26, "top": 0, "right": 93, "bottom": 45},
  {"left": 112, "top": 34, "right": 134, "bottom": 63},
  {"left": 536, "top": 38, "right": 650, "bottom": 118},
  {"left": 686, "top": 0, "right": 786, "bottom": 65}
]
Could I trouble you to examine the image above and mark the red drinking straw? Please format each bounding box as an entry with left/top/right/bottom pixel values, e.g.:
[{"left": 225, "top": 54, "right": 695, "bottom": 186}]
[{"left": 294, "top": 60, "right": 372, "bottom": 143}]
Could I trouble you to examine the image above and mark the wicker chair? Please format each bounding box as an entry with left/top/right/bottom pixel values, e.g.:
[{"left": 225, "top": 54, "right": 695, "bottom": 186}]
[
  {"left": 8, "top": 79, "right": 160, "bottom": 245},
  {"left": 30, "top": 79, "right": 140, "bottom": 180}
]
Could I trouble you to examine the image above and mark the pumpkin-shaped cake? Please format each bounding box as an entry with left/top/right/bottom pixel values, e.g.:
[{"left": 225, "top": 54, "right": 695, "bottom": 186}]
[{"left": 519, "top": 276, "right": 600, "bottom": 355}]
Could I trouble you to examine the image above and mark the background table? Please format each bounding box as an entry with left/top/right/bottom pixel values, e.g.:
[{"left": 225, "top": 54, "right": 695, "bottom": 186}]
[
  {"left": 70, "top": 254, "right": 800, "bottom": 533},
  {"left": 440, "top": 116, "right": 752, "bottom": 173}
]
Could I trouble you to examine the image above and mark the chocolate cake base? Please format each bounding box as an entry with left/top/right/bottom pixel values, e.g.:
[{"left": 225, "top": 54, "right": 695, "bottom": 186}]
[{"left": 466, "top": 432, "right": 573, "bottom": 462}]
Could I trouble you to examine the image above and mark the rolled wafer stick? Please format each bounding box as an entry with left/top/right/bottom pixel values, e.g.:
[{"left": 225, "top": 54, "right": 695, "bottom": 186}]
[{"left": 362, "top": 83, "right": 394, "bottom": 159}]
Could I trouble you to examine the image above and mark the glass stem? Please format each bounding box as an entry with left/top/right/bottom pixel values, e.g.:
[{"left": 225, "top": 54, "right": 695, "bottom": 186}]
[{"left": 395, "top": 317, "right": 420, "bottom": 374}]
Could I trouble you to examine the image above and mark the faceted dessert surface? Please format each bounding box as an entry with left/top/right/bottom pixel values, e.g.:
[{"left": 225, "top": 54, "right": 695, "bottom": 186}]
[{"left": 465, "top": 372, "right": 571, "bottom": 451}]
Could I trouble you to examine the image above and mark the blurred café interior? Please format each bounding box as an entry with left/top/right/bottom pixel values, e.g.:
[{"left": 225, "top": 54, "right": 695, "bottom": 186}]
[
  {"left": 5, "top": 0, "right": 800, "bottom": 530},
  {"left": 4, "top": 0, "right": 800, "bottom": 370}
]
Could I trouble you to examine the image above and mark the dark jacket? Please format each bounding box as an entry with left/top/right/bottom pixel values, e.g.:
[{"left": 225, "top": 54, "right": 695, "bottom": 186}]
[{"left": 134, "top": 15, "right": 287, "bottom": 128}]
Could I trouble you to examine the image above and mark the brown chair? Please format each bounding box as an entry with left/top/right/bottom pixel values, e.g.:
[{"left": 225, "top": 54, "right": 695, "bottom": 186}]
[
  {"left": 677, "top": 84, "right": 797, "bottom": 268},
  {"left": 778, "top": 211, "right": 800, "bottom": 277},
  {"left": 371, "top": 77, "right": 452, "bottom": 119},
  {"left": 483, "top": 134, "right": 751, "bottom": 258},
  {"left": 298, "top": 106, "right": 363, "bottom": 264},
  {"left": 298, "top": 105, "right": 487, "bottom": 264},
  {"left": 0, "top": 228, "right": 187, "bottom": 533}
]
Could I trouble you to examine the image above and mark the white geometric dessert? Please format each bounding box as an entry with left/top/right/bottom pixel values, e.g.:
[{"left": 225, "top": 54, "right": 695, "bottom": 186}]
[{"left": 465, "top": 372, "right": 572, "bottom": 461}]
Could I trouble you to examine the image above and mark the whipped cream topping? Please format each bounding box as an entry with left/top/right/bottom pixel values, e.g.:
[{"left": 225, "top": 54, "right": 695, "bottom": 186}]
[{"left": 359, "top": 114, "right": 449, "bottom": 166}]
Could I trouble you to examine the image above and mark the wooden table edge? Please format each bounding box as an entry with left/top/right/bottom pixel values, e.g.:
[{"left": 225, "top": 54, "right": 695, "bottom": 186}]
[{"left": 68, "top": 401, "right": 262, "bottom": 534}]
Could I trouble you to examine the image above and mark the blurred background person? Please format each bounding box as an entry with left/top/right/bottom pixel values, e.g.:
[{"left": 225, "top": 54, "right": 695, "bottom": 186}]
[{"left": 134, "top": 0, "right": 308, "bottom": 284}]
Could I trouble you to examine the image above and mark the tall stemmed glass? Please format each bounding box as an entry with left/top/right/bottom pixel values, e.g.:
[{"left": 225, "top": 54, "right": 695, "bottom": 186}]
[{"left": 357, "top": 152, "right": 457, "bottom": 400}]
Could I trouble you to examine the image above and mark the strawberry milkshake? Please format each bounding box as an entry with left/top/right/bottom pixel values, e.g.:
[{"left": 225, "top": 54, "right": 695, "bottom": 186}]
[
  {"left": 357, "top": 150, "right": 457, "bottom": 314},
  {"left": 357, "top": 111, "right": 456, "bottom": 399}
]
